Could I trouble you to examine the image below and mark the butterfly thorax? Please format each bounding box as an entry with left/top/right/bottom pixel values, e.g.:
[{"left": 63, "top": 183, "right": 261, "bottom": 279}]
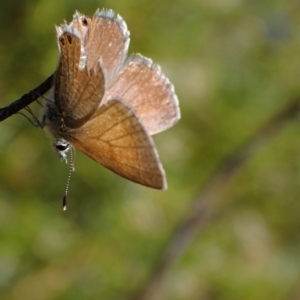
[
  {"left": 42, "top": 101, "right": 72, "bottom": 162},
  {"left": 44, "top": 99, "right": 74, "bottom": 140}
]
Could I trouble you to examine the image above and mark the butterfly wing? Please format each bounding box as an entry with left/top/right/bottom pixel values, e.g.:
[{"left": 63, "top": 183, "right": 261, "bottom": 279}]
[
  {"left": 81, "top": 9, "right": 130, "bottom": 84},
  {"left": 67, "top": 11, "right": 91, "bottom": 44},
  {"left": 103, "top": 54, "right": 180, "bottom": 136},
  {"left": 63, "top": 9, "right": 129, "bottom": 83},
  {"left": 67, "top": 100, "right": 167, "bottom": 189},
  {"left": 54, "top": 30, "right": 105, "bottom": 129}
]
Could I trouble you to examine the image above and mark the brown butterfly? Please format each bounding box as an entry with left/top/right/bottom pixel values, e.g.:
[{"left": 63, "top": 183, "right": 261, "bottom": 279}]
[{"left": 43, "top": 9, "right": 180, "bottom": 206}]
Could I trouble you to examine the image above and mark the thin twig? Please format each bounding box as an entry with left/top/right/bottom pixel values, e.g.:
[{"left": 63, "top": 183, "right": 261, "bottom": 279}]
[
  {"left": 0, "top": 74, "right": 54, "bottom": 122},
  {"left": 131, "top": 99, "right": 300, "bottom": 300}
]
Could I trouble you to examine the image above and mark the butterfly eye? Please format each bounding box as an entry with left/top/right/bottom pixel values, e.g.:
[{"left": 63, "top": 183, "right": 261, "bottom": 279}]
[{"left": 55, "top": 140, "right": 70, "bottom": 151}]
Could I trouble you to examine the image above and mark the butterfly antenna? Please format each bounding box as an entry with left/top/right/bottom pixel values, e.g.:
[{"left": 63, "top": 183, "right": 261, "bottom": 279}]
[{"left": 62, "top": 147, "right": 75, "bottom": 211}]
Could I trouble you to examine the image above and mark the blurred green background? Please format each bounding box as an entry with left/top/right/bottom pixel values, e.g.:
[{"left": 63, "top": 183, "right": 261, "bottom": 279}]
[{"left": 1, "top": 0, "right": 300, "bottom": 299}]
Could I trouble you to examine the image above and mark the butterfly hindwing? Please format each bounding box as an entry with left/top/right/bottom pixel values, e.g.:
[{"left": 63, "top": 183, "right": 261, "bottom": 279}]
[
  {"left": 103, "top": 54, "right": 180, "bottom": 135},
  {"left": 67, "top": 100, "right": 167, "bottom": 189}
]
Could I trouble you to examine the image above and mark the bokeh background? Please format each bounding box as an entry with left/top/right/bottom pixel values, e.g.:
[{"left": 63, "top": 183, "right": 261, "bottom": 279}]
[{"left": 0, "top": 0, "right": 300, "bottom": 299}]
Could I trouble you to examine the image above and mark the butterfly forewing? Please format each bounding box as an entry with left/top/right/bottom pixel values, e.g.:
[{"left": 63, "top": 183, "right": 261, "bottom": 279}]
[
  {"left": 84, "top": 9, "right": 130, "bottom": 84},
  {"left": 55, "top": 32, "right": 105, "bottom": 128},
  {"left": 103, "top": 54, "right": 180, "bottom": 135},
  {"left": 67, "top": 100, "right": 167, "bottom": 189},
  {"left": 69, "top": 11, "right": 91, "bottom": 44}
]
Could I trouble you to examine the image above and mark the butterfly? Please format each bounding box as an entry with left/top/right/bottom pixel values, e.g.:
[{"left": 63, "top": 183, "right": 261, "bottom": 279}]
[{"left": 43, "top": 9, "right": 180, "bottom": 205}]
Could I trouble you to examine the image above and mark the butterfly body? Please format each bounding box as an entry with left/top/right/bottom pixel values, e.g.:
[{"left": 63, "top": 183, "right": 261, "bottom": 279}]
[{"left": 43, "top": 9, "right": 180, "bottom": 190}]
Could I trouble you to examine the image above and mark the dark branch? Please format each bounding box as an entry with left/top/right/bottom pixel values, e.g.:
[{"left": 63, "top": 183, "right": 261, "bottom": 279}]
[{"left": 0, "top": 74, "right": 54, "bottom": 122}]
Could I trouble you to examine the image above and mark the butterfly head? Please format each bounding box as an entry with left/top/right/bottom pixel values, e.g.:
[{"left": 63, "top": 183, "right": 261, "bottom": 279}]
[{"left": 54, "top": 139, "right": 71, "bottom": 163}]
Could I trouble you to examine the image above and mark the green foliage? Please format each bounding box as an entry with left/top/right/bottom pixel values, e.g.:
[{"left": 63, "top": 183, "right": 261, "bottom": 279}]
[{"left": 0, "top": 0, "right": 300, "bottom": 299}]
